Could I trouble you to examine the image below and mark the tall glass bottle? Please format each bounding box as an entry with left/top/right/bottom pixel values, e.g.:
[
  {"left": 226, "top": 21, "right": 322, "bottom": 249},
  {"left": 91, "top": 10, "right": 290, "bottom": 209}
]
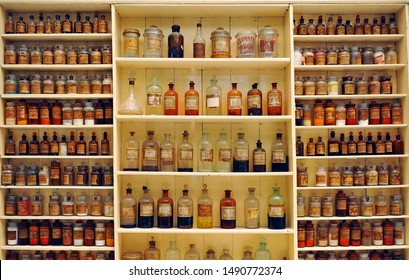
[
  {"left": 227, "top": 83, "right": 242, "bottom": 116},
  {"left": 168, "top": 25, "right": 184, "bottom": 58},
  {"left": 141, "top": 130, "right": 159, "bottom": 171},
  {"left": 271, "top": 133, "right": 289, "bottom": 172},
  {"left": 267, "top": 83, "right": 282, "bottom": 115},
  {"left": 185, "top": 244, "right": 200, "bottom": 260},
  {"left": 160, "top": 133, "right": 175, "bottom": 171},
  {"left": 268, "top": 185, "right": 286, "bottom": 229},
  {"left": 233, "top": 132, "right": 249, "bottom": 172},
  {"left": 118, "top": 72, "right": 143, "bottom": 115},
  {"left": 177, "top": 130, "right": 194, "bottom": 172},
  {"left": 215, "top": 131, "right": 232, "bottom": 172},
  {"left": 157, "top": 189, "right": 173, "bottom": 228},
  {"left": 247, "top": 83, "right": 262, "bottom": 116},
  {"left": 205, "top": 76, "right": 222, "bottom": 115},
  {"left": 177, "top": 186, "right": 193, "bottom": 228},
  {"left": 253, "top": 140, "right": 266, "bottom": 172},
  {"left": 123, "top": 131, "right": 139, "bottom": 171},
  {"left": 220, "top": 190, "right": 236, "bottom": 229},
  {"left": 193, "top": 23, "right": 206, "bottom": 58},
  {"left": 146, "top": 75, "right": 163, "bottom": 115},
  {"left": 198, "top": 131, "right": 214, "bottom": 172},
  {"left": 245, "top": 187, "right": 260, "bottom": 229},
  {"left": 254, "top": 241, "right": 271, "bottom": 260},
  {"left": 120, "top": 184, "right": 136, "bottom": 228},
  {"left": 5, "top": 131, "right": 15, "bottom": 155},
  {"left": 197, "top": 184, "right": 213, "bottom": 228},
  {"left": 165, "top": 241, "right": 181, "bottom": 260},
  {"left": 164, "top": 82, "right": 178, "bottom": 115},
  {"left": 144, "top": 237, "right": 160, "bottom": 260},
  {"left": 138, "top": 186, "right": 154, "bottom": 228},
  {"left": 184, "top": 81, "right": 199, "bottom": 115}
]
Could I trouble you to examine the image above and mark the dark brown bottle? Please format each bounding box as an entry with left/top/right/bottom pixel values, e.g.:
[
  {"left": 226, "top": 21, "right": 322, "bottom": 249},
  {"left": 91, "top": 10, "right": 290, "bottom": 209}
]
[
  {"left": 101, "top": 132, "right": 110, "bottom": 155},
  {"left": 336, "top": 16, "right": 345, "bottom": 35},
  {"left": 366, "top": 132, "right": 375, "bottom": 154},
  {"left": 29, "top": 132, "right": 39, "bottom": 155},
  {"left": 220, "top": 190, "right": 236, "bottom": 229},
  {"left": 306, "top": 137, "right": 315, "bottom": 156},
  {"left": 252, "top": 140, "right": 266, "bottom": 172},
  {"left": 296, "top": 136, "right": 304, "bottom": 156},
  {"left": 363, "top": 18, "right": 371, "bottom": 34},
  {"left": 89, "top": 132, "right": 98, "bottom": 155},
  {"left": 372, "top": 17, "right": 381, "bottom": 34},
  {"left": 19, "top": 133, "right": 29, "bottom": 155},
  {"left": 354, "top": 15, "right": 363, "bottom": 34},
  {"left": 5, "top": 131, "right": 16, "bottom": 155},
  {"left": 315, "top": 136, "right": 325, "bottom": 156},
  {"left": 168, "top": 25, "right": 184, "bottom": 58},
  {"left": 385, "top": 132, "right": 393, "bottom": 155},
  {"left": 94, "top": 100, "right": 105, "bottom": 125},
  {"left": 62, "top": 14, "right": 72, "bottom": 33},
  {"left": 328, "top": 131, "right": 339, "bottom": 156},
  {"left": 345, "top": 20, "right": 354, "bottom": 35},
  {"left": 347, "top": 132, "right": 357, "bottom": 155},
  {"left": 297, "top": 16, "right": 307, "bottom": 35},
  {"left": 74, "top": 12, "right": 83, "bottom": 33},
  {"left": 380, "top": 16, "right": 389, "bottom": 34},
  {"left": 339, "top": 133, "right": 348, "bottom": 155},
  {"left": 357, "top": 131, "right": 366, "bottom": 155},
  {"left": 40, "top": 132, "right": 50, "bottom": 155},
  {"left": 67, "top": 131, "right": 76, "bottom": 155},
  {"left": 157, "top": 189, "right": 173, "bottom": 228},
  {"left": 104, "top": 100, "right": 113, "bottom": 124},
  {"left": 76, "top": 132, "right": 87, "bottom": 155},
  {"left": 316, "top": 15, "right": 325, "bottom": 35},
  {"left": 50, "top": 131, "right": 59, "bottom": 155},
  {"left": 376, "top": 132, "right": 385, "bottom": 154},
  {"left": 393, "top": 134, "right": 404, "bottom": 154}
]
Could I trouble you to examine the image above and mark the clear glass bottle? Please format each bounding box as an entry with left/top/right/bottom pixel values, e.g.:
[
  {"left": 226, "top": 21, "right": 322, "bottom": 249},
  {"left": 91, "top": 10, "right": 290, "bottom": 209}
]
[
  {"left": 233, "top": 132, "right": 249, "bottom": 172},
  {"left": 157, "top": 189, "right": 173, "bottom": 228},
  {"left": 271, "top": 133, "right": 289, "bottom": 172},
  {"left": 177, "top": 130, "right": 194, "bottom": 172},
  {"left": 197, "top": 184, "right": 213, "bottom": 228},
  {"left": 220, "top": 190, "right": 236, "bottom": 229},
  {"left": 220, "top": 249, "right": 233, "bottom": 260},
  {"left": 205, "top": 76, "right": 222, "bottom": 115},
  {"left": 138, "top": 186, "right": 154, "bottom": 228},
  {"left": 177, "top": 186, "right": 193, "bottom": 228},
  {"left": 146, "top": 75, "right": 163, "bottom": 115},
  {"left": 142, "top": 130, "right": 159, "bottom": 171},
  {"left": 198, "top": 131, "right": 214, "bottom": 172},
  {"left": 244, "top": 187, "right": 260, "bottom": 229},
  {"left": 144, "top": 237, "right": 160, "bottom": 260},
  {"left": 119, "top": 72, "right": 143, "bottom": 115},
  {"left": 185, "top": 244, "right": 200, "bottom": 260},
  {"left": 268, "top": 185, "right": 286, "bottom": 229},
  {"left": 193, "top": 23, "right": 206, "bottom": 58},
  {"left": 160, "top": 133, "right": 175, "bottom": 172},
  {"left": 165, "top": 241, "right": 181, "bottom": 260},
  {"left": 123, "top": 131, "right": 139, "bottom": 171},
  {"left": 215, "top": 131, "right": 231, "bottom": 172},
  {"left": 254, "top": 241, "right": 271, "bottom": 260}
]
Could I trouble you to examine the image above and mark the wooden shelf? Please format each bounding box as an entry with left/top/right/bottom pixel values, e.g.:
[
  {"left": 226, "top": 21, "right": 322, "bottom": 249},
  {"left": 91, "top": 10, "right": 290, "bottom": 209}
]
[
  {"left": 3, "top": 125, "right": 113, "bottom": 129},
  {"left": 293, "top": 34, "right": 404, "bottom": 43},
  {"left": 297, "top": 184, "right": 409, "bottom": 190},
  {"left": 117, "top": 227, "right": 294, "bottom": 234},
  {"left": 294, "top": 94, "right": 407, "bottom": 100},
  {"left": 2, "top": 155, "right": 113, "bottom": 159},
  {"left": 2, "top": 33, "right": 112, "bottom": 42},
  {"left": 294, "top": 64, "right": 405, "bottom": 72},
  {"left": 1, "top": 94, "right": 113, "bottom": 100},
  {"left": 1, "top": 215, "right": 114, "bottom": 221},
  {"left": 295, "top": 124, "right": 407, "bottom": 130},
  {"left": 297, "top": 245, "right": 409, "bottom": 252},
  {"left": 296, "top": 154, "right": 408, "bottom": 160},
  {"left": 0, "top": 185, "right": 114, "bottom": 190},
  {"left": 1, "top": 64, "right": 112, "bottom": 71},
  {"left": 116, "top": 115, "right": 292, "bottom": 123},
  {"left": 117, "top": 171, "right": 293, "bottom": 177},
  {"left": 1, "top": 245, "right": 114, "bottom": 251},
  {"left": 297, "top": 215, "right": 409, "bottom": 221}
]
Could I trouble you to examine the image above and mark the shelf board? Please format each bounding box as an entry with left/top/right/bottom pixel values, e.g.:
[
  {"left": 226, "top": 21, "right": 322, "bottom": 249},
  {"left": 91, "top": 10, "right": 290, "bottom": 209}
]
[
  {"left": 117, "top": 227, "right": 294, "bottom": 234},
  {"left": 1, "top": 94, "right": 113, "bottom": 100},
  {"left": 3, "top": 125, "right": 113, "bottom": 129},
  {"left": 2, "top": 155, "right": 113, "bottom": 159},
  {"left": 293, "top": 34, "right": 404, "bottom": 43},
  {"left": 297, "top": 154, "right": 408, "bottom": 160},
  {"left": 1, "top": 245, "right": 114, "bottom": 251},
  {"left": 294, "top": 94, "right": 407, "bottom": 101},
  {"left": 297, "top": 184, "right": 409, "bottom": 190},
  {"left": 117, "top": 171, "right": 293, "bottom": 177},
  {"left": 297, "top": 215, "right": 409, "bottom": 221},
  {"left": 0, "top": 185, "right": 114, "bottom": 190},
  {"left": 116, "top": 115, "right": 292, "bottom": 123},
  {"left": 1, "top": 215, "right": 114, "bottom": 221},
  {"left": 294, "top": 64, "right": 405, "bottom": 72},
  {"left": 2, "top": 33, "right": 112, "bottom": 42},
  {"left": 116, "top": 57, "right": 291, "bottom": 70},
  {"left": 1, "top": 64, "right": 112, "bottom": 71},
  {"left": 297, "top": 245, "right": 409, "bottom": 252},
  {"left": 296, "top": 124, "right": 407, "bottom": 130}
]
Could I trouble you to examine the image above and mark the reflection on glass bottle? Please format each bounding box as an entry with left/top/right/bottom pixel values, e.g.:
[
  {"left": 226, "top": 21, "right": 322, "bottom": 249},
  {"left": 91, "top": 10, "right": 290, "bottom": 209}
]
[
  {"left": 271, "top": 133, "right": 289, "bottom": 172},
  {"left": 165, "top": 241, "right": 181, "bottom": 260},
  {"left": 142, "top": 130, "right": 159, "bottom": 171},
  {"left": 146, "top": 75, "right": 163, "bottom": 115},
  {"left": 198, "top": 131, "right": 214, "bottom": 172},
  {"left": 177, "top": 186, "right": 193, "bottom": 229},
  {"left": 138, "top": 186, "right": 154, "bottom": 228},
  {"left": 185, "top": 244, "right": 200, "bottom": 260},
  {"left": 233, "top": 132, "right": 249, "bottom": 172},
  {"left": 215, "top": 131, "right": 232, "bottom": 172},
  {"left": 220, "top": 190, "right": 236, "bottom": 229},
  {"left": 254, "top": 241, "right": 271, "bottom": 260},
  {"left": 245, "top": 187, "right": 260, "bottom": 229},
  {"left": 144, "top": 237, "right": 160, "bottom": 260},
  {"left": 197, "top": 184, "right": 213, "bottom": 229},
  {"left": 157, "top": 189, "right": 173, "bottom": 228},
  {"left": 219, "top": 249, "right": 233, "bottom": 260},
  {"left": 160, "top": 133, "right": 175, "bottom": 171},
  {"left": 177, "top": 130, "right": 194, "bottom": 172},
  {"left": 168, "top": 25, "right": 184, "bottom": 58},
  {"left": 123, "top": 131, "right": 139, "bottom": 171},
  {"left": 253, "top": 140, "right": 266, "bottom": 172},
  {"left": 268, "top": 185, "right": 286, "bottom": 229},
  {"left": 118, "top": 71, "right": 143, "bottom": 115},
  {"left": 120, "top": 183, "right": 136, "bottom": 228}
]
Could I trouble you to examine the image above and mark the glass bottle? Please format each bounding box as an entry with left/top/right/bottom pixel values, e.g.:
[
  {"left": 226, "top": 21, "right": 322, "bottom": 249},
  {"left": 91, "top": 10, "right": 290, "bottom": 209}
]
[
  {"left": 307, "top": 18, "right": 316, "bottom": 35},
  {"left": 16, "top": 16, "right": 26, "bottom": 33},
  {"left": 193, "top": 23, "right": 206, "bottom": 58},
  {"left": 164, "top": 82, "right": 178, "bottom": 115},
  {"left": 184, "top": 81, "right": 199, "bottom": 115},
  {"left": 345, "top": 20, "right": 354, "bottom": 35},
  {"left": 220, "top": 249, "right": 233, "bottom": 260},
  {"left": 76, "top": 132, "right": 86, "bottom": 156},
  {"left": 62, "top": 14, "right": 72, "bottom": 33},
  {"left": 327, "top": 16, "right": 335, "bottom": 35},
  {"left": 354, "top": 15, "right": 363, "bottom": 34},
  {"left": 118, "top": 72, "right": 143, "bottom": 115},
  {"left": 177, "top": 186, "right": 193, "bottom": 228},
  {"left": 185, "top": 244, "right": 200, "bottom": 260},
  {"left": 336, "top": 16, "right": 345, "bottom": 35},
  {"left": 227, "top": 83, "right": 242, "bottom": 116},
  {"left": 389, "top": 17, "right": 398, "bottom": 34},
  {"left": 296, "top": 136, "right": 304, "bottom": 156},
  {"left": 254, "top": 241, "right": 271, "bottom": 260},
  {"left": 142, "top": 130, "right": 159, "bottom": 171},
  {"left": 245, "top": 187, "right": 260, "bottom": 229},
  {"left": 165, "top": 241, "right": 181, "bottom": 260},
  {"left": 347, "top": 132, "right": 357, "bottom": 155},
  {"left": 247, "top": 83, "right": 262, "bottom": 116},
  {"left": 205, "top": 76, "right": 222, "bottom": 115},
  {"left": 74, "top": 12, "right": 82, "bottom": 33},
  {"left": 233, "top": 132, "right": 249, "bottom": 172},
  {"left": 178, "top": 130, "right": 194, "bottom": 172},
  {"left": 160, "top": 133, "right": 175, "bottom": 171},
  {"left": 29, "top": 132, "right": 39, "bottom": 155},
  {"left": 271, "top": 133, "right": 288, "bottom": 172},
  {"left": 146, "top": 75, "right": 163, "bottom": 115},
  {"left": 100, "top": 132, "right": 110, "bottom": 155},
  {"left": 376, "top": 132, "right": 385, "bottom": 154},
  {"left": 297, "top": 16, "right": 307, "bottom": 35},
  {"left": 268, "top": 185, "right": 286, "bottom": 229},
  {"left": 197, "top": 184, "right": 213, "bottom": 228},
  {"left": 40, "top": 132, "right": 50, "bottom": 155},
  {"left": 144, "top": 238, "right": 160, "bottom": 260},
  {"left": 44, "top": 16, "right": 52, "bottom": 34},
  {"left": 168, "top": 25, "right": 184, "bottom": 58},
  {"left": 220, "top": 190, "right": 236, "bottom": 229},
  {"left": 138, "top": 186, "right": 154, "bottom": 228},
  {"left": 205, "top": 249, "right": 217, "bottom": 260},
  {"left": 372, "top": 17, "right": 381, "bottom": 34},
  {"left": 253, "top": 140, "right": 266, "bottom": 172},
  {"left": 215, "top": 131, "right": 231, "bottom": 172},
  {"left": 19, "top": 134, "right": 28, "bottom": 155},
  {"left": 267, "top": 83, "right": 282, "bottom": 115},
  {"left": 328, "top": 131, "right": 339, "bottom": 156},
  {"left": 5, "top": 131, "right": 15, "bottom": 155},
  {"left": 157, "top": 189, "right": 173, "bottom": 228},
  {"left": 5, "top": 12, "right": 14, "bottom": 34},
  {"left": 393, "top": 134, "right": 404, "bottom": 154},
  {"left": 123, "top": 131, "right": 139, "bottom": 171},
  {"left": 198, "top": 131, "right": 214, "bottom": 172}
]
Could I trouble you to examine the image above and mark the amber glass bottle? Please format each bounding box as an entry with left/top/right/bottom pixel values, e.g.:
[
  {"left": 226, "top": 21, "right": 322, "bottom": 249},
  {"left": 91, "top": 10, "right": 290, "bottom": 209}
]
[
  {"left": 366, "top": 132, "right": 375, "bottom": 154},
  {"left": 385, "top": 132, "right": 393, "bottom": 155},
  {"left": 220, "top": 190, "right": 236, "bottom": 229},
  {"left": 267, "top": 83, "right": 282, "bottom": 115},
  {"left": 339, "top": 133, "right": 348, "bottom": 155},
  {"left": 40, "top": 132, "right": 50, "bottom": 155},
  {"left": 296, "top": 136, "right": 304, "bottom": 156},
  {"left": 67, "top": 131, "right": 76, "bottom": 155},
  {"left": 393, "top": 134, "right": 404, "bottom": 154},
  {"left": 184, "top": 81, "right": 199, "bottom": 115},
  {"left": 50, "top": 132, "right": 59, "bottom": 155},
  {"left": 19, "top": 134, "right": 29, "bottom": 155},
  {"left": 328, "top": 131, "right": 339, "bottom": 156},
  {"left": 157, "top": 189, "right": 173, "bottom": 228},
  {"left": 252, "top": 140, "right": 266, "bottom": 172},
  {"left": 89, "top": 132, "right": 99, "bottom": 155},
  {"left": 101, "top": 132, "right": 110, "bottom": 155},
  {"left": 227, "top": 83, "right": 242, "bottom": 116},
  {"left": 357, "top": 131, "right": 366, "bottom": 155},
  {"left": 376, "top": 132, "right": 385, "bottom": 154},
  {"left": 30, "top": 132, "right": 39, "bottom": 155},
  {"left": 164, "top": 82, "right": 178, "bottom": 115},
  {"left": 315, "top": 136, "right": 325, "bottom": 156},
  {"left": 247, "top": 83, "right": 262, "bottom": 116},
  {"left": 76, "top": 132, "right": 86, "bottom": 156},
  {"left": 347, "top": 132, "right": 357, "bottom": 155},
  {"left": 5, "top": 131, "right": 15, "bottom": 155}
]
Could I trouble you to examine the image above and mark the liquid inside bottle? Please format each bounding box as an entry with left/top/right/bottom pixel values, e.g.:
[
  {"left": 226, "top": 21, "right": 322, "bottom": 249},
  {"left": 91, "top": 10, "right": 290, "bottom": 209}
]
[
  {"left": 177, "top": 186, "right": 193, "bottom": 228},
  {"left": 197, "top": 184, "right": 213, "bottom": 228},
  {"left": 160, "top": 133, "right": 175, "bottom": 171},
  {"left": 271, "top": 133, "right": 289, "bottom": 172},
  {"left": 220, "top": 190, "right": 236, "bottom": 229},
  {"left": 141, "top": 130, "right": 159, "bottom": 171},
  {"left": 164, "top": 82, "right": 178, "bottom": 115},
  {"left": 146, "top": 75, "right": 163, "bottom": 115},
  {"left": 184, "top": 81, "right": 199, "bottom": 115},
  {"left": 233, "top": 132, "right": 249, "bottom": 172},
  {"left": 227, "top": 83, "right": 242, "bottom": 116},
  {"left": 157, "top": 189, "right": 173, "bottom": 228},
  {"left": 253, "top": 140, "right": 266, "bottom": 172},
  {"left": 168, "top": 25, "right": 184, "bottom": 58},
  {"left": 247, "top": 83, "right": 262, "bottom": 116},
  {"left": 267, "top": 82, "right": 282, "bottom": 115},
  {"left": 193, "top": 23, "right": 206, "bottom": 58},
  {"left": 198, "top": 131, "right": 214, "bottom": 172},
  {"left": 138, "top": 186, "right": 154, "bottom": 228},
  {"left": 244, "top": 187, "right": 260, "bottom": 228},
  {"left": 177, "top": 130, "right": 194, "bottom": 172},
  {"left": 268, "top": 185, "right": 286, "bottom": 229}
]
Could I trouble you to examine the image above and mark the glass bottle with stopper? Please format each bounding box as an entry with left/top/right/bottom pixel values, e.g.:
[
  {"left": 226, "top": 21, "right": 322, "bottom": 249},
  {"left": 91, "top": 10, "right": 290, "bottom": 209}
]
[{"left": 119, "top": 71, "right": 143, "bottom": 115}]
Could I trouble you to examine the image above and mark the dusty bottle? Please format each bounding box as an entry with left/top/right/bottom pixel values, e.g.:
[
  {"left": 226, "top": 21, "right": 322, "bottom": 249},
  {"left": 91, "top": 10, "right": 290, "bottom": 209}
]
[
  {"left": 168, "top": 25, "right": 184, "bottom": 58},
  {"left": 233, "top": 132, "right": 249, "bottom": 172},
  {"left": 197, "top": 184, "right": 213, "bottom": 228},
  {"left": 245, "top": 187, "right": 260, "bottom": 229},
  {"left": 271, "top": 133, "right": 289, "bottom": 172},
  {"left": 247, "top": 83, "right": 262, "bottom": 116},
  {"left": 184, "top": 81, "right": 199, "bottom": 115},
  {"left": 268, "top": 185, "right": 286, "bottom": 229},
  {"left": 227, "top": 83, "right": 242, "bottom": 116},
  {"left": 160, "top": 133, "right": 175, "bottom": 171},
  {"left": 138, "top": 186, "right": 154, "bottom": 228},
  {"left": 123, "top": 131, "right": 139, "bottom": 171},
  {"left": 267, "top": 83, "right": 282, "bottom": 115},
  {"left": 193, "top": 23, "right": 206, "bottom": 58},
  {"left": 120, "top": 184, "right": 137, "bottom": 228},
  {"left": 142, "top": 130, "right": 159, "bottom": 171},
  {"left": 146, "top": 75, "right": 163, "bottom": 115},
  {"left": 198, "top": 131, "right": 214, "bottom": 172},
  {"left": 157, "top": 189, "right": 173, "bottom": 228},
  {"left": 220, "top": 190, "right": 236, "bottom": 229},
  {"left": 178, "top": 130, "right": 194, "bottom": 172},
  {"left": 205, "top": 76, "right": 222, "bottom": 115}
]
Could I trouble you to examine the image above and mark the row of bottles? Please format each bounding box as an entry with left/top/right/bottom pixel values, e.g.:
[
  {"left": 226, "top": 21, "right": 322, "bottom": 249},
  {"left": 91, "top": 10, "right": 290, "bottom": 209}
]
[
  {"left": 123, "top": 238, "right": 272, "bottom": 260},
  {"left": 5, "top": 12, "right": 108, "bottom": 34},
  {"left": 296, "top": 131, "right": 404, "bottom": 156},
  {"left": 119, "top": 74, "right": 283, "bottom": 116},
  {"left": 6, "top": 250, "right": 114, "bottom": 260},
  {"left": 120, "top": 184, "right": 286, "bottom": 230},
  {"left": 294, "top": 15, "right": 398, "bottom": 35},
  {"left": 5, "top": 131, "right": 110, "bottom": 156},
  {"left": 123, "top": 130, "right": 289, "bottom": 172},
  {"left": 299, "top": 250, "right": 403, "bottom": 260}
]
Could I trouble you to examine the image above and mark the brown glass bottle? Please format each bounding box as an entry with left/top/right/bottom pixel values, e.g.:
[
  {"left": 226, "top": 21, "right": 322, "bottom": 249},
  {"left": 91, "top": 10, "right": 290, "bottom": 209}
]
[
  {"left": 94, "top": 100, "right": 105, "bottom": 124},
  {"left": 354, "top": 15, "right": 363, "bottom": 34},
  {"left": 339, "top": 133, "right": 348, "bottom": 155},
  {"left": 30, "top": 132, "right": 39, "bottom": 155},
  {"left": 366, "top": 132, "right": 375, "bottom": 155},
  {"left": 19, "top": 133, "right": 28, "bottom": 155},
  {"left": 227, "top": 83, "right": 242, "bottom": 116},
  {"left": 336, "top": 16, "right": 345, "bottom": 35},
  {"left": 328, "top": 131, "right": 339, "bottom": 156},
  {"left": 67, "top": 131, "right": 76, "bottom": 155},
  {"left": 347, "top": 132, "right": 357, "bottom": 155},
  {"left": 164, "top": 83, "right": 178, "bottom": 115},
  {"left": 267, "top": 83, "right": 282, "bottom": 116},
  {"left": 372, "top": 17, "right": 381, "bottom": 34},
  {"left": 296, "top": 136, "right": 304, "bottom": 156},
  {"left": 220, "top": 190, "right": 236, "bottom": 229},
  {"left": 101, "top": 132, "right": 110, "bottom": 155},
  {"left": 157, "top": 189, "right": 173, "bottom": 228},
  {"left": 297, "top": 16, "right": 307, "bottom": 35},
  {"left": 363, "top": 18, "right": 371, "bottom": 34},
  {"left": 393, "top": 134, "right": 404, "bottom": 154},
  {"left": 74, "top": 12, "right": 83, "bottom": 33},
  {"left": 376, "top": 132, "right": 385, "bottom": 154},
  {"left": 316, "top": 15, "right": 325, "bottom": 35},
  {"left": 50, "top": 132, "right": 59, "bottom": 155},
  {"left": 104, "top": 100, "right": 113, "bottom": 124},
  {"left": 380, "top": 16, "right": 389, "bottom": 34},
  {"left": 252, "top": 140, "right": 266, "bottom": 172},
  {"left": 385, "top": 132, "right": 393, "bottom": 155},
  {"left": 247, "top": 83, "right": 262, "bottom": 116},
  {"left": 76, "top": 132, "right": 86, "bottom": 156},
  {"left": 315, "top": 136, "right": 325, "bottom": 156},
  {"left": 5, "top": 131, "right": 15, "bottom": 155},
  {"left": 184, "top": 81, "right": 199, "bottom": 115},
  {"left": 89, "top": 132, "right": 99, "bottom": 155},
  {"left": 40, "top": 132, "right": 50, "bottom": 155},
  {"left": 306, "top": 137, "right": 316, "bottom": 156},
  {"left": 357, "top": 131, "right": 366, "bottom": 155}
]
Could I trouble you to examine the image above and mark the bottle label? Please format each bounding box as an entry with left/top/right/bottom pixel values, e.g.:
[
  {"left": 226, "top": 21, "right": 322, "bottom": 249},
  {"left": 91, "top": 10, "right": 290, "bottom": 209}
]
[
  {"left": 31, "top": 54, "right": 41, "bottom": 64},
  {"left": 218, "top": 149, "right": 231, "bottom": 162},
  {"left": 228, "top": 96, "right": 242, "bottom": 109},
  {"left": 221, "top": 206, "right": 236, "bottom": 220},
  {"left": 80, "top": 84, "right": 91, "bottom": 94},
  {"left": 247, "top": 95, "right": 261, "bottom": 109},
  {"left": 253, "top": 151, "right": 266, "bottom": 165},
  {"left": 200, "top": 148, "right": 213, "bottom": 162},
  {"left": 185, "top": 96, "right": 199, "bottom": 110},
  {"left": 272, "top": 151, "right": 285, "bottom": 163},
  {"left": 247, "top": 207, "right": 259, "bottom": 219},
  {"left": 206, "top": 96, "right": 220, "bottom": 108},
  {"left": 329, "top": 143, "right": 339, "bottom": 153},
  {"left": 147, "top": 93, "right": 161, "bottom": 106},
  {"left": 126, "top": 148, "right": 139, "bottom": 161},
  {"left": 235, "top": 147, "right": 248, "bottom": 161},
  {"left": 177, "top": 205, "right": 192, "bottom": 217},
  {"left": 180, "top": 149, "right": 193, "bottom": 160},
  {"left": 295, "top": 84, "right": 303, "bottom": 95},
  {"left": 102, "top": 84, "right": 112, "bottom": 94},
  {"left": 139, "top": 202, "right": 153, "bottom": 216},
  {"left": 268, "top": 93, "right": 281, "bottom": 106},
  {"left": 164, "top": 96, "right": 176, "bottom": 110},
  {"left": 158, "top": 204, "right": 172, "bottom": 217},
  {"left": 91, "top": 84, "right": 101, "bottom": 94},
  {"left": 144, "top": 147, "right": 157, "bottom": 160},
  {"left": 160, "top": 148, "right": 174, "bottom": 164},
  {"left": 19, "top": 143, "right": 27, "bottom": 154},
  {"left": 268, "top": 204, "right": 284, "bottom": 217},
  {"left": 125, "top": 38, "right": 138, "bottom": 51},
  {"left": 77, "top": 144, "right": 86, "bottom": 155},
  {"left": 198, "top": 204, "right": 212, "bottom": 217},
  {"left": 194, "top": 43, "right": 206, "bottom": 58},
  {"left": 316, "top": 174, "right": 327, "bottom": 185}
]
